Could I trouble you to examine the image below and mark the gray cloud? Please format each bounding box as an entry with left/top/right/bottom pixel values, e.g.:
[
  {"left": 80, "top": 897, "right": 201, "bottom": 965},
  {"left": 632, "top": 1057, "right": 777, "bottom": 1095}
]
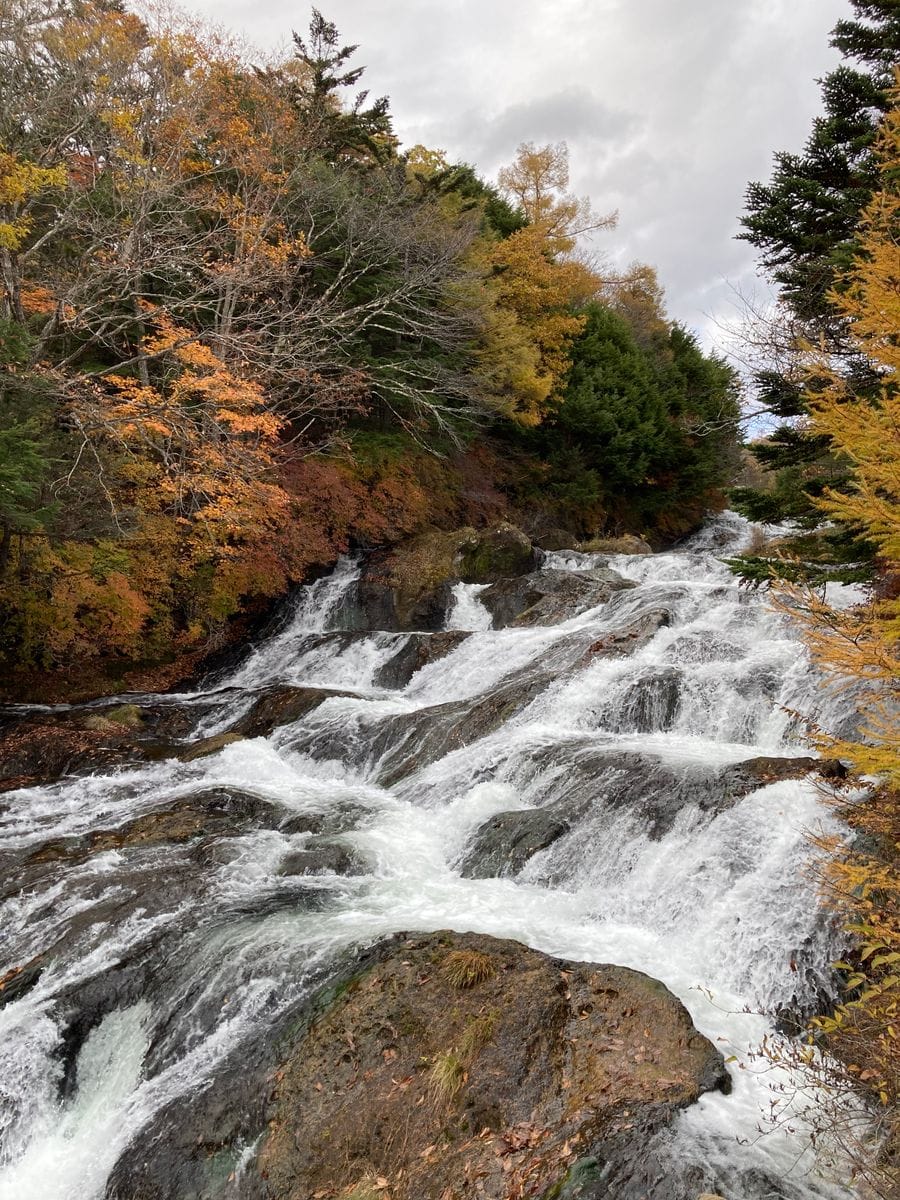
[
  {"left": 193, "top": 0, "right": 850, "bottom": 355},
  {"left": 451, "top": 89, "right": 640, "bottom": 167}
]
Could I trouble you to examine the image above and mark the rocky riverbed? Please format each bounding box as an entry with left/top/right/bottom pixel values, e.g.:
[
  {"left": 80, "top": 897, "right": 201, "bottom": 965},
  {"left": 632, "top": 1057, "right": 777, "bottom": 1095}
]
[{"left": 0, "top": 514, "right": 859, "bottom": 1200}]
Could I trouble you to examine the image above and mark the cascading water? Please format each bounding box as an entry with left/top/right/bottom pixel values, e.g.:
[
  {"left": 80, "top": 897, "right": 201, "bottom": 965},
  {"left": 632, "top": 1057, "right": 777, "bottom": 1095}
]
[{"left": 0, "top": 512, "right": 864, "bottom": 1199}]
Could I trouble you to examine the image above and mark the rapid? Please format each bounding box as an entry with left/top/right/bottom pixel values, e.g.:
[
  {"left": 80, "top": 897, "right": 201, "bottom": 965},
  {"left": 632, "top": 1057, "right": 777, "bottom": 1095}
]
[{"left": 0, "top": 513, "right": 864, "bottom": 1199}]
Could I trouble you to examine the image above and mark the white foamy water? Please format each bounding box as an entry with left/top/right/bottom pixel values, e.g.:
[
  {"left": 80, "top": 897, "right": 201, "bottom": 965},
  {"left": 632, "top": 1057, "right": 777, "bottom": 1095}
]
[
  {"left": 0, "top": 513, "right": 865, "bottom": 1199},
  {"left": 446, "top": 581, "right": 493, "bottom": 631}
]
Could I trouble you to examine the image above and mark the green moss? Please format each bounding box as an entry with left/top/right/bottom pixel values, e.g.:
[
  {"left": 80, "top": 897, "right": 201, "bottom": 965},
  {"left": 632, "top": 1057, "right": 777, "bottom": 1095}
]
[
  {"left": 541, "top": 1156, "right": 603, "bottom": 1199},
  {"left": 104, "top": 704, "right": 145, "bottom": 727}
]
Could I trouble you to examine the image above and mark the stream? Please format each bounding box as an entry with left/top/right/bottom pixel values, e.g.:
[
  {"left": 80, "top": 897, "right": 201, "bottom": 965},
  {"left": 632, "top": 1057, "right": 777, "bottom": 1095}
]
[{"left": 0, "top": 512, "right": 862, "bottom": 1199}]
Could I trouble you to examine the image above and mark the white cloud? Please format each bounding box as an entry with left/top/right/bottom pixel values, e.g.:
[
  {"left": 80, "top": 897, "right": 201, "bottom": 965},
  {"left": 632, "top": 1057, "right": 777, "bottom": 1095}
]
[{"left": 186, "top": 0, "right": 849, "bottom": 354}]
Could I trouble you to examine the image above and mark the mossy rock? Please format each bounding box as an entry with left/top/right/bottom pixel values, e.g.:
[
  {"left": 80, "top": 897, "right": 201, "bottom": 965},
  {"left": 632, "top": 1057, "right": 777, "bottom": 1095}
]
[
  {"left": 257, "top": 931, "right": 728, "bottom": 1200},
  {"left": 80, "top": 703, "right": 146, "bottom": 733},
  {"left": 178, "top": 731, "right": 245, "bottom": 761},
  {"left": 578, "top": 533, "right": 652, "bottom": 555},
  {"left": 357, "top": 524, "right": 538, "bottom": 631}
]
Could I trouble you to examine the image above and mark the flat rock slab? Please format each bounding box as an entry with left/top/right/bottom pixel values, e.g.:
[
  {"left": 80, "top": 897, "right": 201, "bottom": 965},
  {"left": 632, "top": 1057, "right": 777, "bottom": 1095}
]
[
  {"left": 481, "top": 567, "right": 636, "bottom": 629},
  {"left": 257, "top": 930, "right": 729, "bottom": 1200},
  {"left": 720, "top": 755, "right": 847, "bottom": 800}
]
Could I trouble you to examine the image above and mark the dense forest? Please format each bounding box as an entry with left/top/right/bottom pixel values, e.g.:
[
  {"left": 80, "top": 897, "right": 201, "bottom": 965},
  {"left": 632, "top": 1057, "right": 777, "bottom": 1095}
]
[{"left": 0, "top": 0, "right": 739, "bottom": 696}]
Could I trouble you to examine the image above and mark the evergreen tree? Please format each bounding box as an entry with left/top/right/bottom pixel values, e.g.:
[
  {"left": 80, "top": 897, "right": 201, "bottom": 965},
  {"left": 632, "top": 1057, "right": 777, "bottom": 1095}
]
[
  {"left": 542, "top": 304, "right": 739, "bottom": 535},
  {"left": 290, "top": 9, "right": 395, "bottom": 162},
  {"left": 733, "top": 0, "right": 900, "bottom": 558},
  {"left": 741, "top": 1, "right": 899, "bottom": 330}
]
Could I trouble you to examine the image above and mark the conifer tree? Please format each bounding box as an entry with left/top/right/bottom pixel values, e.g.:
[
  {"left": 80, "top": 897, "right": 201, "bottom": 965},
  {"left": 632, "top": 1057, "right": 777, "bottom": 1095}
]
[
  {"left": 290, "top": 8, "right": 395, "bottom": 162},
  {"left": 773, "top": 87, "right": 900, "bottom": 1190},
  {"left": 734, "top": 0, "right": 900, "bottom": 547}
]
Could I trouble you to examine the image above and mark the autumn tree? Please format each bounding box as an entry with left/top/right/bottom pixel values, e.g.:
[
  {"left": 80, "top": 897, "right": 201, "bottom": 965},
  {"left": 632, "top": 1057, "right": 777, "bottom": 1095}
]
[
  {"left": 732, "top": 1, "right": 900, "bottom": 549},
  {"left": 770, "top": 86, "right": 900, "bottom": 1195},
  {"left": 466, "top": 142, "right": 615, "bottom": 424}
]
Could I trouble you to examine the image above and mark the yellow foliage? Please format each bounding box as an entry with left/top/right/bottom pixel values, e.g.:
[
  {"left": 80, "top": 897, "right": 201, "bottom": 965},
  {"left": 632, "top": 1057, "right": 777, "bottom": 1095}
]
[
  {"left": 467, "top": 141, "right": 613, "bottom": 422},
  {"left": 480, "top": 222, "right": 594, "bottom": 418},
  {"left": 497, "top": 141, "right": 616, "bottom": 247},
  {"left": 0, "top": 152, "right": 67, "bottom": 250},
  {"left": 775, "top": 82, "right": 900, "bottom": 1176}
]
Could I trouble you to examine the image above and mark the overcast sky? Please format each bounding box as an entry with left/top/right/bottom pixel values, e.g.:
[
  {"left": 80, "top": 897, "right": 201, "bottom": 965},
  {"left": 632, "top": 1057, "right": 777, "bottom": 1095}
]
[{"left": 187, "top": 0, "right": 849, "bottom": 355}]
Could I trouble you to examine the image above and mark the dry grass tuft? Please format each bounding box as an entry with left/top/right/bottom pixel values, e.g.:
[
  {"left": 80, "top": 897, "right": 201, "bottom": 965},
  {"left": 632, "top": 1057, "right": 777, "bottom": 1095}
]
[
  {"left": 458, "top": 1012, "right": 498, "bottom": 1061},
  {"left": 442, "top": 949, "right": 496, "bottom": 989},
  {"left": 428, "top": 1050, "right": 466, "bottom": 1103}
]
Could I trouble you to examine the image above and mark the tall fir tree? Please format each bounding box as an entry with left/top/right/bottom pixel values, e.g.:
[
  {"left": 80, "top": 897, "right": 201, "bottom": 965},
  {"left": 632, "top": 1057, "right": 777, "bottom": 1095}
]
[{"left": 733, "top": 0, "right": 900, "bottom": 556}]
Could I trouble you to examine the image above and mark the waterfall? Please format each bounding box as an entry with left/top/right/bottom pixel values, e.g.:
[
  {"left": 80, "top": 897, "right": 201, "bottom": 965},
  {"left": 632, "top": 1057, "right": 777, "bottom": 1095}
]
[{"left": 0, "top": 514, "right": 864, "bottom": 1199}]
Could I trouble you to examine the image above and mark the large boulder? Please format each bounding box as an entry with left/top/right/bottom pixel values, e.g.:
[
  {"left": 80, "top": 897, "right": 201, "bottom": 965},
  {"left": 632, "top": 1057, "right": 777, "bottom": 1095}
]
[
  {"left": 459, "top": 808, "right": 570, "bottom": 877},
  {"left": 355, "top": 524, "right": 538, "bottom": 631},
  {"left": 256, "top": 931, "right": 729, "bottom": 1200},
  {"left": 480, "top": 567, "right": 636, "bottom": 629}
]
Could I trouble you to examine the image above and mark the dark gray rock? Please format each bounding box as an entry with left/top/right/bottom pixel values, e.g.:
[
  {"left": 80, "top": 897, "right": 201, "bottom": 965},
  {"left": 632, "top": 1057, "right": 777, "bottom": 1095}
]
[
  {"left": 460, "top": 808, "right": 570, "bottom": 878},
  {"left": 373, "top": 630, "right": 469, "bottom": 688},
  {"left": 233, "top": 684, "right": 360, "bottom": 738},
  {"left": 480, "top": 567, "right": 635, "bottom": 629},
  {"left": 720, "top": 756, "right": 826, "bottom": 800},
  {"left": 603, "top": 667, "right": 682, "bottom": 734},
  {"left": 278, "top": 839, "right": 364, "bottom": 877}
]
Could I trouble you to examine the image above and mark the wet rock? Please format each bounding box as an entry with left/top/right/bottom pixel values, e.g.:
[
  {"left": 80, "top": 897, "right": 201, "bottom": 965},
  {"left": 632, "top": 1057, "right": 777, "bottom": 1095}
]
[
  {"left": 560, "top": 748, "right": 721, "bottom": 837},
  {"left": 0, "top": 958, "right": 43, "bottom": 1008},
  {"left": 583, "top": 607, "right": 671, "bottom": 660},
  {"left": 604, "top": 667, "right": 682, "bottom": 734},
  {"left": 278, "top": 838, "right": 364, "bottom": 876},
  {"left": 256, "top": 931, "right": 729, "bottom": 1200},
  {"left": 278, "top": 802, "right": 369, "bottom": 838},
  {"left": 354, "top": 523, "right": 538, "bottom": 631},
  {"left": 481, "top": 567, "right": 635, "bottom": 629},
  {"left": 459, "top": 809, "right": 570, "bottom": 877},
  {"left": 372, "top": 671, "right": 550, "bottom": 787},
  {"left": 578, "top": 533, "right": 653, "bottom": 555},
  {"left": 27, "top": 788, "right": 276, "bottom": 868},
  {"left": 720, "top": 755, "right": 827, "bottom": 800},
  {"left": 232, "top": 684, "right": 360, "bottom": 738},
  {"left": 661, "top": 631, "right": 745, "bottom": 664},
  {"left": 177, "top": 731, "right": 244, "bottom": 761},
  {"left": 0, "top": 695, "right": 214, "bottom": 788},
  {"left": 373, "top": 630, "right": 469, "bottom": 688}
]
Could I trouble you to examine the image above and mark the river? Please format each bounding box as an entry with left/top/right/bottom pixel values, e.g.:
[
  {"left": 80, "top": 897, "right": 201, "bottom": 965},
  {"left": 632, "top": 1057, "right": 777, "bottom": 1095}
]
[{"left": 0, "top": 512, "right": 862, "bottom": 1198}]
